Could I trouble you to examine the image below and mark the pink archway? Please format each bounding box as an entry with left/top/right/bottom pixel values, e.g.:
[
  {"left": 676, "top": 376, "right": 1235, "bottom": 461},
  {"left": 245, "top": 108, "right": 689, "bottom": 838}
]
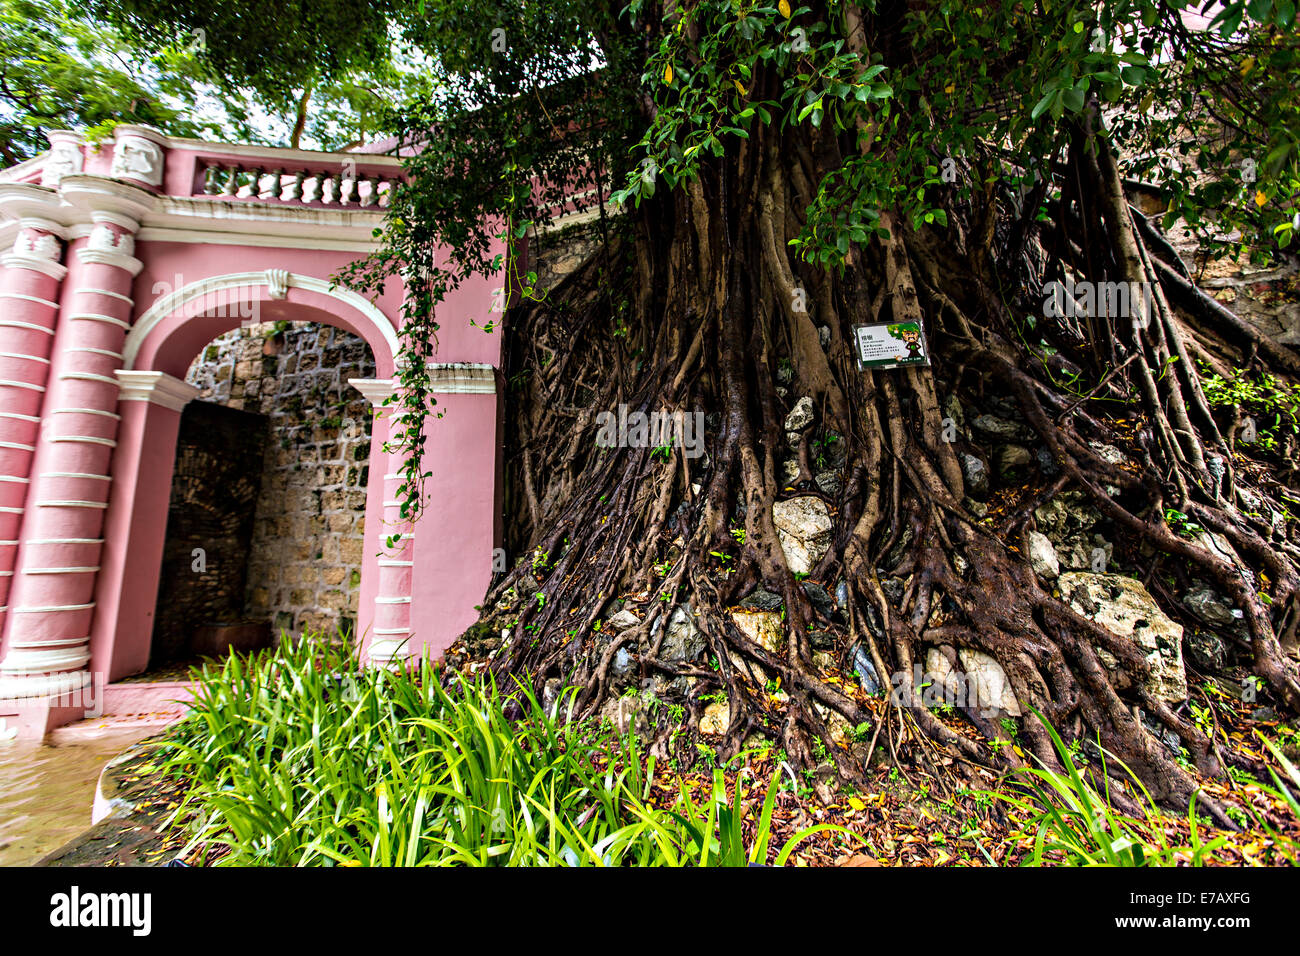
[
  {"left": 0, "top": 126, "right": 508, "bottom": 736},
  {"left": 94, "top": 284, "right": 399, "bottom": 683}
]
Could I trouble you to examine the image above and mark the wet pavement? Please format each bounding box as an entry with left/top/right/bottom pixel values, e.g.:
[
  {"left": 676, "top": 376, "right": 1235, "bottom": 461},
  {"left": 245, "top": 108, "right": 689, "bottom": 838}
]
[{"left": 0, "top": 725, "right": 159, "bottom": 865}]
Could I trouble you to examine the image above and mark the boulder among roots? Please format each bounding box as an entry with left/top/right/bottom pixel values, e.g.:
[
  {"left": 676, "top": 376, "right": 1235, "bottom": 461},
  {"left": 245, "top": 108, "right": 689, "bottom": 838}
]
[
  {"left": 772, "top": 496, "right": 833, "bottom": 575},
  {"left": 924, "top": 646, "right": 1022, "bottom": 718},
  {"left": 1058, "top": 572, "right": 1188, "bottom": 704}
]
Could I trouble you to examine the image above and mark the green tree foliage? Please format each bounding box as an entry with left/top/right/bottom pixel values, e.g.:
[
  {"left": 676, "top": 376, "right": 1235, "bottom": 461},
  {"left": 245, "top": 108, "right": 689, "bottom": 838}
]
[
  {"left": 93, "top": 0, "right": 399, "bottom": 103},
  {"left": 0, "top": 0, "right": 252, "bottom": 164},
  {"left": 349, "top": 0, "right": 1299, "bottom": 521},
  {"left": 90, "top": 0, "right": 418, "bottom": 149}
]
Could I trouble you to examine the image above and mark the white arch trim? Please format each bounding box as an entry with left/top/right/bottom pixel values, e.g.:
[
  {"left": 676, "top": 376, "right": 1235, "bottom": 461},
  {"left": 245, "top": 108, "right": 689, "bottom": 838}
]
[{"left": 122, "top": 270, "right": 401, "bottom": 370}]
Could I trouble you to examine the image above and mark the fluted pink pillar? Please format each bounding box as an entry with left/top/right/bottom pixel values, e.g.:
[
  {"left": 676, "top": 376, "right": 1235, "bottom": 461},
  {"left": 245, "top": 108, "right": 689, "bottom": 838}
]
[
  {"left": 0, "top": 207, "right": 145, "bottom": 697},
  {"left": 350, "top": 378, "right": 416, "bottom": 665},
  {"left": 0, "top": 220, "right": 68, "bottom": 639}
]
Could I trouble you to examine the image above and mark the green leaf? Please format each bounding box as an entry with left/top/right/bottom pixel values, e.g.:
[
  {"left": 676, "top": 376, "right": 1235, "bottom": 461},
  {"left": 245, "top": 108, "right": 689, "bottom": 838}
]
[
  {"left": 1031, "top": 91, "right": 1056, "bottom": 120},
  {"left": 1121, "top": 66, "right": 1146, "bottom": 86}
]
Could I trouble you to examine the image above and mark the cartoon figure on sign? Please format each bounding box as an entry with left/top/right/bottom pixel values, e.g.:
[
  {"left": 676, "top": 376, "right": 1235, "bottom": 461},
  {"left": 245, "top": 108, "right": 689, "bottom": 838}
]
[{"left": 898, "top": 327, "right": 922, "bottom": 362}]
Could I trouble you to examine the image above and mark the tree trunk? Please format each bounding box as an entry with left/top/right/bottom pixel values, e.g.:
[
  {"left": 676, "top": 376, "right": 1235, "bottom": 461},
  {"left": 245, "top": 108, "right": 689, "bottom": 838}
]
[{"left": 470, "top": 111, "right": 1299, "bottom": 824}]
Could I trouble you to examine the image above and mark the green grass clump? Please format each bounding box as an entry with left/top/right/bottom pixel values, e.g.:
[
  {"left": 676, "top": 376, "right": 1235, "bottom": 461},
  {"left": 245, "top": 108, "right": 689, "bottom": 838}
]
[
  {"left": 159, "top": 633, "right": 847, "bottom": 866},
  {"left": 992, "top": 710, "right": 1299, "bottom": 866}
]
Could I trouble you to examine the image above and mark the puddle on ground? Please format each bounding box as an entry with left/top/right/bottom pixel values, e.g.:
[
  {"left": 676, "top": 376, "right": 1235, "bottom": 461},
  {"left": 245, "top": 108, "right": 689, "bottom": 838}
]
[{"left": 0, "top": 729, "right": 155, "bottom": 866}]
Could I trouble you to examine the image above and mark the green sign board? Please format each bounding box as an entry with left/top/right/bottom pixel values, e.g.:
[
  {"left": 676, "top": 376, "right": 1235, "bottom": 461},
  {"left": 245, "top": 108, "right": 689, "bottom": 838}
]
[{"left": 852, "top": 321, "right": 930, "bottom": 370}]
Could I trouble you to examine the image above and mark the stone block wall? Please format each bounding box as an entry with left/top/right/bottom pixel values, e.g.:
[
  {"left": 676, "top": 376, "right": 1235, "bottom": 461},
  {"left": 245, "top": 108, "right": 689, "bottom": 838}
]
[
  {"left": 185, "top": 321, "right": 376, "bottom": 639},
  {"left": 529, "top": 218, "right": 605, "bottom": 293}
]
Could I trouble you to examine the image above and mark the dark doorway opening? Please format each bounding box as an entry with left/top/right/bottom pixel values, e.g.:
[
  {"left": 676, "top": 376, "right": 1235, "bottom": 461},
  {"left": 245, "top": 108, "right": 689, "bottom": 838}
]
[{"left": 149, "top": 400, "right": 269, "bottom": 667}]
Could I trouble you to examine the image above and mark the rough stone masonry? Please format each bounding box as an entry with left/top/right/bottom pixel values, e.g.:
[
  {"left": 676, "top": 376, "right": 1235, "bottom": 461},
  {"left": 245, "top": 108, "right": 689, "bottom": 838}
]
[{"left": 184, "top": 321, "right": 376, "bottom": 639}]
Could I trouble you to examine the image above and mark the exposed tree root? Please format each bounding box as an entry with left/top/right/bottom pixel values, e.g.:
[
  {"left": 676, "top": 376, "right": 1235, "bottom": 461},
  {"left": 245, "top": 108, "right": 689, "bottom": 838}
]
[{"left": 468, "top": 112, "right": 1298, "bottom": 824}]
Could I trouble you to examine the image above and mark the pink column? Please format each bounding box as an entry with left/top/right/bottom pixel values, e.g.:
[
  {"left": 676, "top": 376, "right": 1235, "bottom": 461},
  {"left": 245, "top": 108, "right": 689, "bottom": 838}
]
[
  {"left": 350, "top": 378, "right": 415, "bottom": 665},
  {"left": 0, "top": 219, "right": 68, "bottom": 641},
  {"left": 91, "top": 372, "right": 198, "bottom": 680},
  {"left": 0, "top": 210, "right": 144, "bottom": 697}
]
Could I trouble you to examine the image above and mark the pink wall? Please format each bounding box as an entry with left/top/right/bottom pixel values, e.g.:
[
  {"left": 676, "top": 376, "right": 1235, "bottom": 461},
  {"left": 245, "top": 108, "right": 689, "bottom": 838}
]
[{"left": 406, "top": 388, "right": 503, "bottom": 656}]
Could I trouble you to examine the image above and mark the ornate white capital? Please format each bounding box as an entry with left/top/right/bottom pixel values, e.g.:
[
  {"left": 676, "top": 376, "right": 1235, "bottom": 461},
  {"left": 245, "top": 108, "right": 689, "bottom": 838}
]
[
  {"left": 266, "top": 268, "right": 290, "bottom": 299},
  {"left": 78, "top": 210, "right": 143, "bottom": 275},
  {"left": 11, "top": 224, "right": 62, "bottom": 261},
  {"left": 87, "top": 223, "right": 135, "bottom": 257},
  {"left": 40, "top": 133, "right": 85, "bottom": 188},
  {"left": 115, "top": 370, "right": 200, "bottom": 412},
  {"left": 2, "top": 221, "right": 67, "bottom": 279},
  {"left": 109, "top": 128, "right": 166, "bottom": 187},
  {"left": 349, "top": 377, "right": 397, "bottom": 408}
]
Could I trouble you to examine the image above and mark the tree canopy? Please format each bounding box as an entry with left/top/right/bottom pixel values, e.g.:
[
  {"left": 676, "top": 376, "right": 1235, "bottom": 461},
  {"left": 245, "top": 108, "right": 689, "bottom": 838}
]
[
  {"left": 0, "top": 0, "right": 243, "bottom": 164},
  {"left": 0, "top": 0, "right": 428, "bottom": 163}
]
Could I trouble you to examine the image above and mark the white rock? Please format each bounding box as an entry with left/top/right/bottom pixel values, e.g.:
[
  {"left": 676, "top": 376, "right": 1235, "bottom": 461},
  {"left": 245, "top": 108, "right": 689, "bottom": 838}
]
[
  {"left": 1057, "top": 533, "right": 1112, "bottom": 572},
  {"left": 942, "top": 394, "right": 966, "bottom": 434},
  {"left": 600, "top": 695, "right": 648, "bottom": 736},
  {"left": 772, "top": 496, "right": 833, "bottom": 575},
  {"left": 784, "top": 396, "right": 816, "bottom": 432},
  {"left": 958, "top": 649, "right": 1022, "bottom": 717},
  {"left": 700, "top": 701, "right": 730, "bottom": 735},
  {"left": 1057, "top": 572, "right": 1188, "bottom": 703},
  {"left": 925, "top": 647, "right": 962, "bottom": 700},
  {"left": 813, "top": 702, "right": 854, "bottom": 747},
  {"left": 1088, "top": 441, "right": 1127, "bottom": 465},
  {"left": 1027, "top": 531, "right": 1060, "bottom": 580},
  {"left": 1182, "top": 586, "right": 1235, "bottom": 627},
  {"left": 1191, "top": 528, "right": 1243, "bottom": 573},
  {"left": 924, "top": 647, "right": 1021, "bottom": 716},
  {"left": 814, "top": 471, "right": 842, "bottom": 497},
  {"left": 973, "top": 414, "right": 1029, "bottom": 441},
  {"left": 1034, "top": 491, "right": 1100, "bottom": 538},
  {"left": 605, "top": 609, "right": 641, "bottom": 632},
  {"left": 994, "top": 444, "right": 1032, "bottom": 474},
  {"left": 662, "top": 605, "right": 704, "bottom": 661}
]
